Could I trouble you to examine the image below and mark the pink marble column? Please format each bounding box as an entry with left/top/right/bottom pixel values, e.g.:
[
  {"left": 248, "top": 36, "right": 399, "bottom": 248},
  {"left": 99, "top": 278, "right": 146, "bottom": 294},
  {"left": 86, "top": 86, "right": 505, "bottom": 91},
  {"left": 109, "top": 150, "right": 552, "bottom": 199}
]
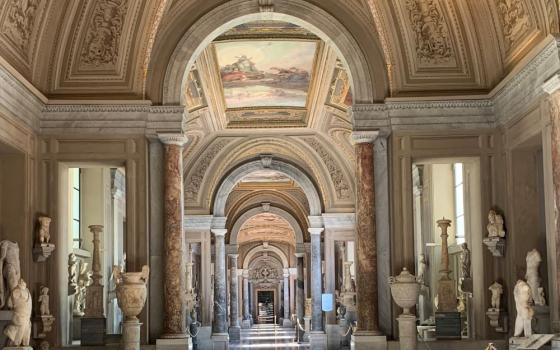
[
  {"left": 352, "top": 131, "right": 380, "bottom": 335},
  {"left": 159, "top": 134, "right": 188, "bottom": 338}
]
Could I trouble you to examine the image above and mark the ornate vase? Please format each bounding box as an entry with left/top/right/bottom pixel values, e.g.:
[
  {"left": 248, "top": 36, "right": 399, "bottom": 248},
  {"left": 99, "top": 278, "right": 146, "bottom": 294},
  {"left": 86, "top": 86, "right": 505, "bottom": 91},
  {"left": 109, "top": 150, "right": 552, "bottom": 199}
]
[
  {"left": 114, "top": 266, "right": 150, "bottom": 321},
  {"left": 388, "top": 267, "right": 420, "bottom": 315}
]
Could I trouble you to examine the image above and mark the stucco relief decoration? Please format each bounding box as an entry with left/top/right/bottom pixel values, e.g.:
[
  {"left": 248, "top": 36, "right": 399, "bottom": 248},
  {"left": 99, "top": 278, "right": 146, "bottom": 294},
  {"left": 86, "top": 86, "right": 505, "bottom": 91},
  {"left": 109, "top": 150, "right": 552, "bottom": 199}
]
[
  {"left": 303, "top": 137, "right": 351, "bottom": 200},
  {"left": 250, "top": 262, "right": 279, "bottom": 284},
  {"left": 185, "top": 139, "right": 233, "bottom": 201},
  {"left": 80, "top": 0, "right": 129, "bottom": 67},
  {"left": 495, "top": 0, "right": 530, "bottom": 51},
  {"left": 1, "top": 0, "right": 41, "bottom": 55},
  {"left": 405, "top": 0, "right": 454, "bottom": 64}
]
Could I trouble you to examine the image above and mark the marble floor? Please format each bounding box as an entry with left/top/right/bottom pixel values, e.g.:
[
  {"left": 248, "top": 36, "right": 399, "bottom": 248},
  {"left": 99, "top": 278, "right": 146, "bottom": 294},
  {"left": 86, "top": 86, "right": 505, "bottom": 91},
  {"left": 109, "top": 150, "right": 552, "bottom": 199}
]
[{"left": 229, "top": 324, "right": 309, "bottom": 349}]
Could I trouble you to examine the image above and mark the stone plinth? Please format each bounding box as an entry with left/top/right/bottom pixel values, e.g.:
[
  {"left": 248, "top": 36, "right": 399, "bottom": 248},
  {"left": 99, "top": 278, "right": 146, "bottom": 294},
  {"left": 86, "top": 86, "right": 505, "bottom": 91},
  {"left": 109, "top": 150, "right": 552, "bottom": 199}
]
[
  {"left": 397, "top": 315, "right": 416, "bottom": 350},
  {"left": 309, "top": 331, "right": 327, "bottom": 350},
  {"left": 122, "top": 321, "right": 141, "bottom": 350},
  {"left": 3, "top": 347, "right": 33, "bottom": 350},
  {"left": 351, "top": 333, "right": 387, "bottom": 350},
  {"left": 156, "top": 337, "right": 193, "bottom": 350},
  {"left": 435, "top": 312, "right": 461, "bottom": 339},
  {"left": 211, "top": 333, "right": 229, "bottom": 350},
  {"left": 32, "top": 243, "right": 55, "bottom": 262},
  {"left": 80, "top": 317, "right": 106, "bottom": 346}
]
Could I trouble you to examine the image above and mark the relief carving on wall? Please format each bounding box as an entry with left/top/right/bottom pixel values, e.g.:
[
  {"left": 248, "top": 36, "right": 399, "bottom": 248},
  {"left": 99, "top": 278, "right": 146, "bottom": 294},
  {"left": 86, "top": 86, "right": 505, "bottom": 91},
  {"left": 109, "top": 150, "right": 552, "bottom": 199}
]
[
  {"left": 80, "top": 0, "right": 129, "bottom": 67},
  {"left": 250, "top": 262, "right": 280, "bottom": 284},
  {"left": 185, "top": 138, "right": 233, "bottom": 201},
  {"left": 404, "top": 0, "right": 455, "bottom": 64},
  {"left": 1, "top": 0, "right": 41, "bottom": 56},
  {"left": 303, "top": 137, "right": 351, "bottom": 200},
  {"left": 494, "top": 0, "right": 530, "bottom": 51}
]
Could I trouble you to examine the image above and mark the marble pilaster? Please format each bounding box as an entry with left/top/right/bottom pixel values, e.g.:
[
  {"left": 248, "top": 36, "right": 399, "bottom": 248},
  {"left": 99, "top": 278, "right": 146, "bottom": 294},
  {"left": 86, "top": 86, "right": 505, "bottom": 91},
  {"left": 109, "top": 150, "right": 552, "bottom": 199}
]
[
  {"left": 159, "top": 134, "right": 188, "bottom": 339},
  {"left": 242, "top": 270, "right": 251, "bottom": 329},
  {"left": 295, "top": 253, "right": 305, "bottom": 341},
  {"left": 229, "top": 254, "right": 240, "bottom": 342},
  {"left": 351, "top": 131, "right": 386, "bottom": 349},
  {"left": 212, "top": 228, "right": 229, "bottom": 348},
  {"left": 309, "top": 227, "right": 327, "bottom": 349},
  {"left": 283, "top": 269, "right": 291, "bottom": 327}
]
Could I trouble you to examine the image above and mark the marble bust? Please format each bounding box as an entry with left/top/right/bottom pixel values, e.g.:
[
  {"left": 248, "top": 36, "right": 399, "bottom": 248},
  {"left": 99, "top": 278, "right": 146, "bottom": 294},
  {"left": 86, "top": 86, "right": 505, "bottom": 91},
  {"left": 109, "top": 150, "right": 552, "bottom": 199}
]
[
  {"left": 3, "top": 279, "right": 32, "bottom": 346},
  {"left": 0, "top": 240, "right": 21, "bottom": 308},
  {"left": 525, "top": 249, "right": 546, "bottom": 305},
  {"left": 488, "top": 282, "right": 503, "bottom": 310},
  {"left": 513, "top": 280, "right": 534, "bottom": 337},
  {"left": 487, "top": 210, "right": 505, "bottom": 238}
]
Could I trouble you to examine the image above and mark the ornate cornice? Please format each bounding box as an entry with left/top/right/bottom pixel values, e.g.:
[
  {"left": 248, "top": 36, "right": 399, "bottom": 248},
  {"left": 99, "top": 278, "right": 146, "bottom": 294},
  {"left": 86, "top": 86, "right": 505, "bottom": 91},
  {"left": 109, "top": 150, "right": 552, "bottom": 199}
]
[
  {"left": 308, "top": 227, "right": 324, "bottom": 235},
  {"left": 43, "top": 104, "right": 185, "bottom": 114},
  {"left": 542, "top": 73, "right": 560, "bottom": 95},
  {"left": 211, "top": 228, "right": 227, "bottom": 236},
  {"left": 352, "top": 131, "right": 379, "bottom": 144}
]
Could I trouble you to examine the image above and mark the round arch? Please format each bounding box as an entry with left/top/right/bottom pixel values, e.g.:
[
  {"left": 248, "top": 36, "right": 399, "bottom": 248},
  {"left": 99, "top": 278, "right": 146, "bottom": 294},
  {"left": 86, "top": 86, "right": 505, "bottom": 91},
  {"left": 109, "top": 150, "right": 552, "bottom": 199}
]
[
  {"left": 213, "top": 158, "right": 322, "bottom": 217},
  {"left": 231, "top": 206, "right": 303, "bottom": 245},
  {"left": 159, "top": 0, "right": 387, "bottom": 105},
  {"left": 243, "top": 244, "right": 289, "bottom": 269}
]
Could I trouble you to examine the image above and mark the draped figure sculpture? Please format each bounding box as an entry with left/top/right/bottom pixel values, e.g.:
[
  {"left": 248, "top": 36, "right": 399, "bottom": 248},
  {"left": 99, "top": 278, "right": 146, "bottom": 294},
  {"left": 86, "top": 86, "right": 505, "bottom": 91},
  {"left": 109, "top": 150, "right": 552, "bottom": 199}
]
[
  {"left": 3, "top": 279, "right": 32, "bottom": 346},
  {"left": 0, "top": 240, "right": 21, "bottom": 309}
]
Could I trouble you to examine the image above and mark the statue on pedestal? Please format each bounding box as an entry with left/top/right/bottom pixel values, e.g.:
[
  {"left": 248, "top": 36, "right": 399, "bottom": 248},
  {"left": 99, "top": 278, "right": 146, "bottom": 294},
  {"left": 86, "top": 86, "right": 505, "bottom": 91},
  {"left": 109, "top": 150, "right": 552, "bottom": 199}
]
[
  {"left": 3, "top": 279, "right": 32, "bottom": 346},
  {"left": 33, "top": 217, "right": 55, "bottom": 262},
  {"left": 73, "top": 262, "right": 91, "bottom": 316},
  {"left": 525, "top": 249, "right": 546, "bottom": 305},
  {"left": 68, "top": 253, "right": 78, "bottom": 295},
  {"left": 513, "top": 280, "right": 534, "bottom": 337},
  {"left": 38, "top": 286, "right": 50, "bottom": 316},
  {"left": 460, "top": 243, "right": 471, "bottom": 280},
  {"left": 487, "top": 210, "right": 505, "bottom": 238},
  {"left": 488, "top": 282, "right": 503, "bottom": 310},
  {"left": 0, "top": 240, "right": 21, "bottom": 309},
  {"left": 417, "top": 254, "right": 427, "bottom": 285}
]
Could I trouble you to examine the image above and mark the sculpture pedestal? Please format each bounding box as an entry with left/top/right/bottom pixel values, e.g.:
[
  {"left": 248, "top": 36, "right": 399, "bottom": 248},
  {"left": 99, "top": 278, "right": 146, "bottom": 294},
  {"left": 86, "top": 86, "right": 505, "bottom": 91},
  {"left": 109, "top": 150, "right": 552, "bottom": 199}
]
[
  {"left": 156, "top": 337, "right": 192, "bottom": 350},
  {"left": 483, "top": 237, "right": 506, "bottom": 257},
  {"left": 241, "top": 319, "right": 251, "bottom": 329},
  {"left": 435, "top": 312, "right": 461, "bottom": 339},
  {"left": 350, "top": 333, "right": 387, "bottom": 350},
  {"left": 33, "top": 243, "right": 55, "bottom": 262},
  {"left": 228, "top": 325, "right": 240, "bottom": 342},
  {"left": 3, "top": 347, "right": 33, "bottom": 350},
  {"left": 80, "top": 317, "right": 106, "bottom": 346},
  {"left": 211, "top": 333, "right": 229, "bottom": 350},
  {"left": 309, "top": 331, "right": 327, "bottom": 350},
  {"left": 303, "top": 317, "right": 311, "bottom": 342},
  {"left": 121, "top": 321, "right": 141, "bottom": 350},
  {"left": 534, "top": 305, "right": 550, "bottom": 334},
  {"left": 486, "top": 308, "right": 507, "bottom": 333},
  {"left": 397, "top": 315, "right": 417, "bottom": 350},
  {"left": 509, "top": 337, "right": 528, "bottom": 350}
]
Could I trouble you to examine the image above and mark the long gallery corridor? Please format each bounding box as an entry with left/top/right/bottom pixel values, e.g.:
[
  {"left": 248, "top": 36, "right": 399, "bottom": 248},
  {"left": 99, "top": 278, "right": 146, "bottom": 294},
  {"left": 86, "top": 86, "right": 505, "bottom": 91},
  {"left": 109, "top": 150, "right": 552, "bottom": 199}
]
[{"left": 229, "top": 324, "right": 309, "bottom": 350}]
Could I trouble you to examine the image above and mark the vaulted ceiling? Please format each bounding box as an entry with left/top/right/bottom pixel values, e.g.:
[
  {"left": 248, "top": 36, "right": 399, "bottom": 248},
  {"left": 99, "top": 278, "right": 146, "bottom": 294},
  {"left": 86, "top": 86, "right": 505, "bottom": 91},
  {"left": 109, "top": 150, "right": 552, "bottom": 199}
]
[{"left": 0, "top": 0, "right": 557, "bottom": 101}]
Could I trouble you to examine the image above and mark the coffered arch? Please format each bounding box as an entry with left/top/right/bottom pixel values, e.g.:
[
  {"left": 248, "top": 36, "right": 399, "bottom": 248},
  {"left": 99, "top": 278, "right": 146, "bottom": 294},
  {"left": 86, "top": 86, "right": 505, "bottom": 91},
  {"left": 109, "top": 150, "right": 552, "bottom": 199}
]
[{"left": 243, "top": 244, "right": 289, "bottom": 269}]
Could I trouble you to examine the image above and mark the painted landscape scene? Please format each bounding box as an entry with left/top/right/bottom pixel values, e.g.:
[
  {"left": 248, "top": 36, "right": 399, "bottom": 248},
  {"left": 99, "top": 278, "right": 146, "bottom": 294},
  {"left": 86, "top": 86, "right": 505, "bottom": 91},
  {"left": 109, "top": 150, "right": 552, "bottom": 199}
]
[{"left": 214, "top": 40, "right": 317, "bottom": 109}]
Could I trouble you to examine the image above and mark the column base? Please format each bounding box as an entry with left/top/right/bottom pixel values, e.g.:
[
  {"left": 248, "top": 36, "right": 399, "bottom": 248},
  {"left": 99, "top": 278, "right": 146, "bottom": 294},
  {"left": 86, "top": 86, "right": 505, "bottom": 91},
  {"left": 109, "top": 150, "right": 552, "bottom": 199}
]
[
  {"left": 241, "top": 319, "right": 251, "bottom": 329},
  {"left": 326, "top": 324, "right": 341, "bottom": 350},
  {"left": 309, "top": 331, "right": 327, "bottom": 350},
  {"left": 212, "top": 333, "right": 229, "bottom": 350},
  {"left": 229, "top": 325, "right": 241, "bottom": 342},
  {"left": 351, "top": 333, "right": 387, "bottom": 350},
  {"left": 121, "top": 320, "right": 141, "bottom": 350},
  {"left": 283, "top": 318, "right": 293, "bottom": 328},
  {"left": 156, "top": 337, "right": 192, "bottom": 350}
]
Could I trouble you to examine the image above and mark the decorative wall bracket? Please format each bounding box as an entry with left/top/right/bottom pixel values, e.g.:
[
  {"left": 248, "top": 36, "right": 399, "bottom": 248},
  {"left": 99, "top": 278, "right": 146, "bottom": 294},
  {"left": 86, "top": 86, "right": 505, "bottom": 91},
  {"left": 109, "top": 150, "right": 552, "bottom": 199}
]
[
  {"left": 483, "top": 237, "right": 506, "bottom": 257},
  {"left": 486, "top": 308, "right": 507, "bottom": 333},
  {"left": 33, "top": 243, "right": 55, "bottom": 262}
]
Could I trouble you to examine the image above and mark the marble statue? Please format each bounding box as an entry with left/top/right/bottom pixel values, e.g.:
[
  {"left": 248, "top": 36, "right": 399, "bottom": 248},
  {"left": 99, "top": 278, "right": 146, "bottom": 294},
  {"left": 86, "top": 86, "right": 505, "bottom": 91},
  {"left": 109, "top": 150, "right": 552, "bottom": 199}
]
[
  {"left": 525, "top": 249, "right": 546, "bottom": 305},
  {"left": 417, "top": 254, "right": 427, "bottom": 285},
  {"left": 68, "top": 253, "right": 78, "bottom": 295},
  {"left": 38, "top": 286, "right": 50, "bottom": 316},
  {"left": 3, "top": 279, "right": 32, "bottom": 346},
  {"left": 0, "top": 240, "right": 21, "bottom": 308},
  {"left": 487, "top": 210, "right": 505, "bottom": 238},
  {"left": 513, "top": 280, "right": 534, "bottom": 337},
  {"left": 460, "top": 243, "right": 471, "bottom": 279},
  {"left": 73, "top": 262, "right": 91, "bottom": 316},
  {"left": 488, "top": 282, "right": 503, "bottom": 310},
  {"left": 37, "top": 217, "right": 51, "bottom": 244},
  {"left": 485, "top": 343, "right": 498, "bottom": 350}
]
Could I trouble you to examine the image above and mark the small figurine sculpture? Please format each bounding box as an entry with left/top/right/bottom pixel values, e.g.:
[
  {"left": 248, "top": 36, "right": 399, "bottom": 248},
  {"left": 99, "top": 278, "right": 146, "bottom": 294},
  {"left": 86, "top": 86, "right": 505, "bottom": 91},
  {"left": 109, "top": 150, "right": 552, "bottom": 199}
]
[
  {"left": 460, "top": 243, "right": 471, "bottom": 280},
  {"left": 38, "top": 286, "right": 50, "bottom": 316},
  {"left": 417, "top": 254, "right": 427, "bottom": 285},
  {"left": 37, "top": 217, "right": 51, "bottom": 244},
  {"left": 488, "top": 282, "right": 503, "bottom": 310},
  {"left": 513, "top": 280, "right": 534, "bottom": 337},
  {"left": 487, "top": 210, "right": 506, "bottom": 238},
  {"left": 68, "top": 253, "right": 78, "bottom": 295},
  {"left": 3, "top": 279, "right": 32, "bottom": 346},
  {"left": 526, "top": 249, "right": 546, "bottom": 305}
]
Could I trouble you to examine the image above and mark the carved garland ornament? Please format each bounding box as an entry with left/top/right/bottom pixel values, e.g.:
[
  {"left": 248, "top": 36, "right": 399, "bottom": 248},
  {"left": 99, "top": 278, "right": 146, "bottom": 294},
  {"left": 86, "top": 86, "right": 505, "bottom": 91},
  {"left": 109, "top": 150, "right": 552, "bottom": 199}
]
[
  {"left": 2, "top": 0, "right": 41, "bottom": 55},
  {"left": 303, "top": 137, "right": 351, "bottom": 200},
  {"left": 404, "top": 0, "right": 454, "bottom": 64},
  {"left": 80, "top": 0, "right": 129, "bottom": 67},
  {"left": 494, "top": 0, "right": 530, "bottom": 51},
  {"left": 185, "top": 139, "right": 233, "bottom": 201}
]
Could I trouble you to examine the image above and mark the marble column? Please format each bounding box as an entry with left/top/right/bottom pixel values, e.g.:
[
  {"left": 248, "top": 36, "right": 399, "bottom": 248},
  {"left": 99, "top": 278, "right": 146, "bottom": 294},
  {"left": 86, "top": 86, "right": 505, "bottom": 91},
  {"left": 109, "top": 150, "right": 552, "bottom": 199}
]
[
  {"left": 351, "top": 131, "right": 386, "bottom": 350},
  {"left": 229, "top": 254, "right": 241, "bottom": 341},
  {"left": 283, "top": 269, "right": 291, "bottom": 327},
  {"left": 544, "top": 84, "right": 560, "bottom": 332},
  {"left": 242, "top": 270, "right": 251, "bottom": 329},
  {"left": 308, "top": 227, "right": 327, "bottom": 349},
  {"left": 159, "top": 134, "right": 188, "bottom": 340},
  {"left": 212, "top": 229, "right": 229, "bottom": 349},
  {"left": 295, "top": 253, "right": 305, "bottom": 341}
]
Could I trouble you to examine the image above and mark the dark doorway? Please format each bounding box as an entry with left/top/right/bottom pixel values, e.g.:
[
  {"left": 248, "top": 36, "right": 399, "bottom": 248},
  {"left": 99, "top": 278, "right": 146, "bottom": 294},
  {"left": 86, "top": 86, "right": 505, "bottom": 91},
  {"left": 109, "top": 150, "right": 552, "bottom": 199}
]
[{"left": 257, "top": 290, "right": 275, "bottom": 323}]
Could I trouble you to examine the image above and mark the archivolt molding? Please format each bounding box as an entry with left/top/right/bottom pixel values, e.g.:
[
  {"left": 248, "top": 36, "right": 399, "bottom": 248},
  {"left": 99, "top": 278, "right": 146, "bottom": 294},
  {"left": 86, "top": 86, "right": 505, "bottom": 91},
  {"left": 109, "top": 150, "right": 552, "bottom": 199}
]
[{"left": 243, "top": 244, "right": 290, "bottom": 269}]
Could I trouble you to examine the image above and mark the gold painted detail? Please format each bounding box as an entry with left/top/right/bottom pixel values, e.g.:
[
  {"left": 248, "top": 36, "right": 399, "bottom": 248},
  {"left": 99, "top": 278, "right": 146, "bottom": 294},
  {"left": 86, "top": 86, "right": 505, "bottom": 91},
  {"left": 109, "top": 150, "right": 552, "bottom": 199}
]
[{"left": 80, "top": 0, "right": 129, "bottom": 67}]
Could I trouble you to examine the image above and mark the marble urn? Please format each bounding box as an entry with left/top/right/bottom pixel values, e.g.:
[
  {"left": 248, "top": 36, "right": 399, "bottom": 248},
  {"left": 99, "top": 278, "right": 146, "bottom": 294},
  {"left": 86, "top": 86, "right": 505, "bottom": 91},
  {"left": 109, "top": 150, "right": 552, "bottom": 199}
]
[
  {"left": 389, "top": 267, "right": 420, "bottom": 315},
  {"left": 114, "top": 265, "right": 150, "bottom": 321}
]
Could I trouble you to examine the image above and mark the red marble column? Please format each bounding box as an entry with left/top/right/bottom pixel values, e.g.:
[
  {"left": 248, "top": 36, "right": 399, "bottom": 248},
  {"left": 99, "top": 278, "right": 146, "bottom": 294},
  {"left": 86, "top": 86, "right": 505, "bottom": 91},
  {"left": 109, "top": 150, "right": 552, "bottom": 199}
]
[
  {"left": 160, "top": 134, "right": 188, "bottom": 338},
  {"left": 352, "top": 131, "right": 380, "bottom": 335}
]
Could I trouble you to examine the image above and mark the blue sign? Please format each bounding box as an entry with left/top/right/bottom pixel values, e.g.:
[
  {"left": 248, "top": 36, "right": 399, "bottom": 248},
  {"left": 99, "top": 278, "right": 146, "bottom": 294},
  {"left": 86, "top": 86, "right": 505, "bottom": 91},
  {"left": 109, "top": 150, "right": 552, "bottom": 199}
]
[{"left": 322, "top": 293, "right": 334, "bottom": 312}]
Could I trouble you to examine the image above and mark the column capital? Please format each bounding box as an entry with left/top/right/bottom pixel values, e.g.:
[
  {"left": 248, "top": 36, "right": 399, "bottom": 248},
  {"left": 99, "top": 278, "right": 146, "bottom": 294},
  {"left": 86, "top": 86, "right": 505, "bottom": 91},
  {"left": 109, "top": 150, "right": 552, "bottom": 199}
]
[
  {"left": 211, "top": 228, "right": 227, "bottom": 237},
  {"left": 158, "top": 133, "right": 188, "bottom": 146},
  {"left": 242, "top": 269, "right": 249, "bottom": 278},
  {"left": 228, "top": 253, "right": 239, "bottom": 259},
  {"left": 351, "top": 131, "right": 379, "bottom": 144},
  {"left": 308, "top": 227, "right": 324, "bottom": 235}
]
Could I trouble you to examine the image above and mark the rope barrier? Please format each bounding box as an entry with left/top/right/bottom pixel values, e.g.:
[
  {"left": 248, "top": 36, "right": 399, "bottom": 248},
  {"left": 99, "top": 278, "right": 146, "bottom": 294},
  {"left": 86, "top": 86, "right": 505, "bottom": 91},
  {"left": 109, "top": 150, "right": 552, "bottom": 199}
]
[
  {"left": 296, "top": 318, "right": 306, "bottom": 332},
  {"left": 341, "top": 323, "right": 353, "bottom": 337}
]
